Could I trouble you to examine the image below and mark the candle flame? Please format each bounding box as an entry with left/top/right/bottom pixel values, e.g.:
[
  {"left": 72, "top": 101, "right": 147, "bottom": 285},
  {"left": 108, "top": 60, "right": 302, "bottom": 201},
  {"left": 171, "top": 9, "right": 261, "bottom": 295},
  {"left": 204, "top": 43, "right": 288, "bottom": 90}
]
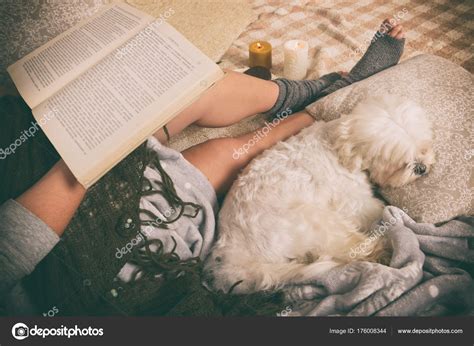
[{"left": 256, "top": 42, "right": 262, "bottom": 49}]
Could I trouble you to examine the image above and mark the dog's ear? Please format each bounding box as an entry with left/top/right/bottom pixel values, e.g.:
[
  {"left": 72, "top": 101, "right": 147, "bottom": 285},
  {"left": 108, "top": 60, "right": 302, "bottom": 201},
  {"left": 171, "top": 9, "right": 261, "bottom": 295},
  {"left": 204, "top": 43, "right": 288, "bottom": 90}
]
[{"left": 332, "top": 117, "right": 363, "bottom": 172}]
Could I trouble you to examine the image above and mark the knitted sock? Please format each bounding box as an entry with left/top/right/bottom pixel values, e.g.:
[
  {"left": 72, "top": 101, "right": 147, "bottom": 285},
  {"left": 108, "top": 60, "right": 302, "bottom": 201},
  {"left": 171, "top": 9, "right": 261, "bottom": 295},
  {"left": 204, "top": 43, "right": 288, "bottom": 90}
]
[
  {"left": 262, "top": 72, "right": 342, "bottom": 118},
  {"left": 318, "top": 32, "right": 405, "bottom": 97}
]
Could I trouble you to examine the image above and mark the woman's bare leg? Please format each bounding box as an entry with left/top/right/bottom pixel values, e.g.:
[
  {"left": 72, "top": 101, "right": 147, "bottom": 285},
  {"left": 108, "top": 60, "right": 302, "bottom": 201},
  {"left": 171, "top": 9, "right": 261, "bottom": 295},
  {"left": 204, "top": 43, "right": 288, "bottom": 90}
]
[
  {"left": 154, "top": 19, "right": 406, "bottom": 143},
  {"left": 15, "top": 19, "right": 406, "bottom": 232},
  {"left": 154, "top": 71, "right": 279, "bottom": 142},
  {"left": 11, "top": 73, "right": 277, "bottom": 233},
  {"left": 182, "top": 111, "right": 314, "bottom": 197}
]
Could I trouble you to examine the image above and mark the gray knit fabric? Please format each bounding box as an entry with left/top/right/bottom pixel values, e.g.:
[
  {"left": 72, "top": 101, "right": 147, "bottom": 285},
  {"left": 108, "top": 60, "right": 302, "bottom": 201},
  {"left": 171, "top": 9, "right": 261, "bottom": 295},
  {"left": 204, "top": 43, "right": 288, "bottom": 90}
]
[
  {"left": 263, "top": 72, "right": 342, "bottom": 117},
  {"left": 284, "top": 207, "right": 474, "bottom": 316},
  {"left": 265, "top": 30, "right": 405, "bottom": 118},
  {"left": 0, "top": 199, "right": 60, "bottom": 315},
  {"left": 0, "top": 199, "right": 60, "bottom": 298},
  {"left": 318, "top": 32, "right": 405, "bottom": 97}
]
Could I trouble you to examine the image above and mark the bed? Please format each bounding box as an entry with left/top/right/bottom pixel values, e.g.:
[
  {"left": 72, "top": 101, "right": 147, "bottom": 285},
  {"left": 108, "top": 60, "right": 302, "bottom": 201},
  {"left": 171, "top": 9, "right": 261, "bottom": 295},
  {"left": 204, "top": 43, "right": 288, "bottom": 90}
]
[{"left": 0, "top": 0, "right": 472, "bottom": 316}]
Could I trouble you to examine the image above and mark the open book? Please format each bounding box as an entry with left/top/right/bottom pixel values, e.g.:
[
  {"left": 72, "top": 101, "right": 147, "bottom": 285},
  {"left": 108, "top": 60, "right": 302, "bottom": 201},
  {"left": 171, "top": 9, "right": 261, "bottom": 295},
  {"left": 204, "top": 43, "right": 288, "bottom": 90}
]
[{"left": 8, "top": 2, "right": 223, "bottom": 188}]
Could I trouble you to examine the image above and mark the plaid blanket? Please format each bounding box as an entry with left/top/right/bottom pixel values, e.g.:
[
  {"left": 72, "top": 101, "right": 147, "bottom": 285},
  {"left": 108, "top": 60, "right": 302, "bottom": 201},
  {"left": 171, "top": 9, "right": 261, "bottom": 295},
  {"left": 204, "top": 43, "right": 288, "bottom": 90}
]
[
  {"left": 220, "top": 0, "right": 473, "bottom": 77},
  {"left": 164, "top": 0, "right": 474, "bottom": 150},
  {"left": 170, "top": 0, "right": 474, "bottom": 151}
]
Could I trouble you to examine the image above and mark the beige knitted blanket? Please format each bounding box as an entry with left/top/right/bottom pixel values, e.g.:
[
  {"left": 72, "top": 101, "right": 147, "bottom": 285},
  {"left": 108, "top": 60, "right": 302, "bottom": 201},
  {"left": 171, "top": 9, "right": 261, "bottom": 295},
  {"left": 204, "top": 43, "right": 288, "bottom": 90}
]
[{"left": 169, "top": 0, "right": 473, "bottom": 151}]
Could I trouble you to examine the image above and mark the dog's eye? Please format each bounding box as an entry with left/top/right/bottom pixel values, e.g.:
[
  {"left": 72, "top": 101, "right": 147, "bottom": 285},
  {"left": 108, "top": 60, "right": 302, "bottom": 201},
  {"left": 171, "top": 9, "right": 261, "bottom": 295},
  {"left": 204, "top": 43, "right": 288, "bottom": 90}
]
[
  {"left": 413, "top": 162, "right": 426, "bottom": 175},
  {"left": 215, "top": 256, "right": 222, "bottom": 263}
]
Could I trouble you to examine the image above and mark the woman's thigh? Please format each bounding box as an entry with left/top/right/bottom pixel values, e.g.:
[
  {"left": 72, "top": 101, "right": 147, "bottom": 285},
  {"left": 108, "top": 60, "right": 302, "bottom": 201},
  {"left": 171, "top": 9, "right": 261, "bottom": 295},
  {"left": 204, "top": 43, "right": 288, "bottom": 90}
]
[{"left": 182, "top": 110, "right": 314, "bottom": 197}]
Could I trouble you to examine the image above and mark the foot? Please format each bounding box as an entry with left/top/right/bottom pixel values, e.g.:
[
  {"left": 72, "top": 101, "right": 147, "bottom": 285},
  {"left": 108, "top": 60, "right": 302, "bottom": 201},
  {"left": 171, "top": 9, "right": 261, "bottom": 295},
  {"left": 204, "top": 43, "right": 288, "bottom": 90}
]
[
  {"left": 262, "top": 19, "right": 405, "bottom": 118},
  {"left": 318, "top": 19, "right": 406, "bottom": 97},
  {"left": 380, "top": 18, "right": 405, "bottom": 40},
  {"left": 353, "top": 18, "right": 406, "bottom": 78}
]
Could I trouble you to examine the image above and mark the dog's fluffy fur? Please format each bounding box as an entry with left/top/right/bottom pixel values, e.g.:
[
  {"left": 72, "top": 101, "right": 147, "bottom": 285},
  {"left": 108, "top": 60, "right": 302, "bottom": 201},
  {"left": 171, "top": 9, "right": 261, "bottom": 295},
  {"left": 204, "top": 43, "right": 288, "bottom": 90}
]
[{"left": 204, "top": 95, "right": 434, "bottom": 294}]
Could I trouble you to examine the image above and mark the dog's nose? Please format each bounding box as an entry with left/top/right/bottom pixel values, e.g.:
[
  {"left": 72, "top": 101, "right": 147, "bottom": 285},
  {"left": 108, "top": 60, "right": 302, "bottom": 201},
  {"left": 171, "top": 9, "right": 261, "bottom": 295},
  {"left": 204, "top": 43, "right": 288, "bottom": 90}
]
[{"left": 414, "top": 163, "right": 426, "bottom": 175}]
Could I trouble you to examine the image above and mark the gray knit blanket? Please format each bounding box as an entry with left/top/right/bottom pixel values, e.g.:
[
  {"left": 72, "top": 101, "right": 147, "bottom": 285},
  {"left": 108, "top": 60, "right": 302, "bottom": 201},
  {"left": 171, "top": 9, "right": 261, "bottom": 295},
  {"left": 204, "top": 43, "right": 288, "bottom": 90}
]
[{"left": 283, "top": 207, "right": 474, "bottom": 316}]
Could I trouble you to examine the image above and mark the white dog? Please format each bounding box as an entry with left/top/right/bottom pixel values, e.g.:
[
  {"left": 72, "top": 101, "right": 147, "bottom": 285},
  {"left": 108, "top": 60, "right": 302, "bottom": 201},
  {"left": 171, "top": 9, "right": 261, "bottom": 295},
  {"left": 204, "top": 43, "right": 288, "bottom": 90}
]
[{"left": 203, "top": 95, "right": 434, "bottom": 294}]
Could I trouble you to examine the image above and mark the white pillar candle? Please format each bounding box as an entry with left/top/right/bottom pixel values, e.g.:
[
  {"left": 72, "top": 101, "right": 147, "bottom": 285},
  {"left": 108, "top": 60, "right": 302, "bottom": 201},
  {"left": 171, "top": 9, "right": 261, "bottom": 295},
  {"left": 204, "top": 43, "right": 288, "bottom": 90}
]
[{"left": 283, "top": 40, "right": 309, "bottom": 80}]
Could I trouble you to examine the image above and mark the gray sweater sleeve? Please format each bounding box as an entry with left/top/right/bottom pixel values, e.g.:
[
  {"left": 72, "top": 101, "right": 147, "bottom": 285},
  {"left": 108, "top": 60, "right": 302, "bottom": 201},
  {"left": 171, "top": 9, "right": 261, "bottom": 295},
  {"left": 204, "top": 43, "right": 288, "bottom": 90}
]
[{"left": 0, "top": 199, "right": 59, "bottom": 301}]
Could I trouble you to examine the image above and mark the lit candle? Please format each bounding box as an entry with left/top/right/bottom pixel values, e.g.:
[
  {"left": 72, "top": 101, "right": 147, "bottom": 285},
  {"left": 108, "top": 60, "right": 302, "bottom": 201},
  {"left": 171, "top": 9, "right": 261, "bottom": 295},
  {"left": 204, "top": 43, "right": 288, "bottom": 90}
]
[
  {"left": 249, "top": 41, "right": 272, "bottom": 69},
  {"left": 283, "top": 40, "right": 309, "bottom": 80}
]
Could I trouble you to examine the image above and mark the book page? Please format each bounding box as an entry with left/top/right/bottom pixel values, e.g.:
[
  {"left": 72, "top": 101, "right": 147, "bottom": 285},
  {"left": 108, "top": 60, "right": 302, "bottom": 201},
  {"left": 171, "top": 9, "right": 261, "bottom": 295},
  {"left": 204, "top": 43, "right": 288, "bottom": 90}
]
[
  {"left": 32, "top": 20, "right": 223, "bottom": 188},
  {"left": 7, "top": 2, "right": 154, "bottom": 108}
]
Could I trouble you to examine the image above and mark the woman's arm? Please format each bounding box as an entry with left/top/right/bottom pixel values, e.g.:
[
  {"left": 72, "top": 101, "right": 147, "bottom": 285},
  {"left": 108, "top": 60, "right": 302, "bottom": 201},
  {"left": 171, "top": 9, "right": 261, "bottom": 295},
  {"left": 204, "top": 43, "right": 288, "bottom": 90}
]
[
  {"left": 1, "top": 160, "right": 86, "bottom": 305},
  {"left": 15, "top": 160, "right": 86, "bottom": 236}
]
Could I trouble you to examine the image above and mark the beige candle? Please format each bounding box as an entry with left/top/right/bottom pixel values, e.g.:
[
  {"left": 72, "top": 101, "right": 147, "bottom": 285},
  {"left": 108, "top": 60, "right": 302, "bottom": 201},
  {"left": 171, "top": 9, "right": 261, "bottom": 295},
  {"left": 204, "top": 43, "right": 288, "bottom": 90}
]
[
  {"left": 283, "top": 40, "right": 309, "bottom": 80},
  {"left": 249, "top": 41, "right": 272, "bottom": 69}
]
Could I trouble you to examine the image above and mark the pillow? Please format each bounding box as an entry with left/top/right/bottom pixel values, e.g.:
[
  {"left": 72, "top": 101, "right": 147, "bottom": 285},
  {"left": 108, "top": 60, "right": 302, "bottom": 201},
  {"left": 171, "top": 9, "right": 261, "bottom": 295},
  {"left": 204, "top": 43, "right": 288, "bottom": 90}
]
[{"left": 305, "top": 54, "right": 473, "bottom": 224}]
